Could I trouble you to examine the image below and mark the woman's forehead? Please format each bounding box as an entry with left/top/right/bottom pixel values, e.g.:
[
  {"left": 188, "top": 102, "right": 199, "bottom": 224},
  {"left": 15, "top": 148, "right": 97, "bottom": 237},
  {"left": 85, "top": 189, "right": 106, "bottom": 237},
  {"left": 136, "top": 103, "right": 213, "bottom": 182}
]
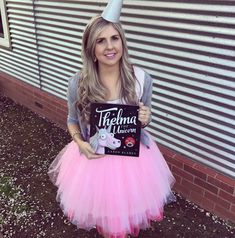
[{"left": 97, "top": 24, "right": 120, "bottom": 38}]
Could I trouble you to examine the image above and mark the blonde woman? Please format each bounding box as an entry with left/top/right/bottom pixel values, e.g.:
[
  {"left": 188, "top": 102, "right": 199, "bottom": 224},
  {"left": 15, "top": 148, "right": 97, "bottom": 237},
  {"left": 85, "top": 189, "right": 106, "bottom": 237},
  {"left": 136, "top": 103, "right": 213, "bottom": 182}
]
[{"left": 49, "top": 5, "right": 175, "bottom": 238}]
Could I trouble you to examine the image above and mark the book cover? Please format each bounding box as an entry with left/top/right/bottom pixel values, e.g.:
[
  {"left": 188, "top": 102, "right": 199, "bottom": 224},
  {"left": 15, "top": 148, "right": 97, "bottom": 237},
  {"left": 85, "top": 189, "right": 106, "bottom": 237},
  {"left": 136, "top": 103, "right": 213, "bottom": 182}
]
[{"left": 89, "top": 103, "right": 141, "bottom": 157}]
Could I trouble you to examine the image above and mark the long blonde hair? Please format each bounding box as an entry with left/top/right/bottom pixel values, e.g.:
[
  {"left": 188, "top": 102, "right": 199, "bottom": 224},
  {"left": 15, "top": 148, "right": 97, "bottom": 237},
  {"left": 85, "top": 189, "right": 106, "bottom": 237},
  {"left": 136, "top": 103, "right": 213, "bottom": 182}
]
[{"left": 78, "top": 15, "right": 138, "bottom": 122}]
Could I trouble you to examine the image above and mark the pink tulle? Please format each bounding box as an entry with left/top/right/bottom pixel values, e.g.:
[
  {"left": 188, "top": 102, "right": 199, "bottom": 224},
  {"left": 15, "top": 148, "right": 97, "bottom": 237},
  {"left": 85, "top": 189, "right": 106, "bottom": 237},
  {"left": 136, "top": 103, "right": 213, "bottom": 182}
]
[{"left": 48, "top": 132, "right": 175, "bottom": 238}]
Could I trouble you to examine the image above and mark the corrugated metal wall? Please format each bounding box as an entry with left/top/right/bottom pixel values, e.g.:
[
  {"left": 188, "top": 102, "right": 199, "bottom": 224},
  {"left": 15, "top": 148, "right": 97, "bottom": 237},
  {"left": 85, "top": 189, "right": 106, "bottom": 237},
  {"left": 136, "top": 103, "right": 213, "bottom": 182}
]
[
  {"left": 0, "top": 0, "right": 39, "bottom": 86},
  {"left": 0, "top": 0, "right": 234, "bottom": 177}
]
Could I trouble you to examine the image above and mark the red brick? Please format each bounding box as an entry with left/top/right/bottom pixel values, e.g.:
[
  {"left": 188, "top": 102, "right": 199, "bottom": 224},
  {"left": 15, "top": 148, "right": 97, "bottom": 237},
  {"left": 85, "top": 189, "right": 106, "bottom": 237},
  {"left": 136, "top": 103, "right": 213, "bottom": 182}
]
[
  {"left": 219, "top": 190, "right": 235, "bottom": 204},
  {"left": 207, "top": 176, "right": 234, "bottom": 194},
  {"left": 55, "top": 96, "right": 66, "bottom": 103},
  {"left": 34, "top": 91, "right": 43, "bottom": 99},
  {"left": 43, "top": 104, "right": 55, "bottom": 113},
  {"left": 190, "top": 190, "right": 204, "bottom": 205},
  {"left": 58, "top": 110, "right": 67, "bottom": 118},
  {"left": 25, "top": 93, "right": 35, "bottom": 101},
  {"left": 20, "top": 82, "right": 32, "bottom": 91},
  {"left": 201, "top": 197, "right": 215, "bottom": 212},
  {"left": 58, "top": 103, "right": 67, "bottom": 111},
  {"left": 194, "top": 164, "right": 217, "bottom": 178},
  {"left": 58, "top": 118, "right": 67, "bottom": 126},
  {"left": 43, "top": 110, "right": 55, "bottom": 120},
  {"left": 158, "top": 145, "right": 176, "bottom": 158},
  {"left": 175, "top": 153, "right": 195, "bottom": 167},
  {"left": 173, "top": 183, "right": 190, "bottom": 197},
  {"left": 43, "top": 98, "right": 67, "bottom": 108},
  {"left": 194, "top": 178, "right": 218, "bottom": 195},
  {"left": 51, "top": 100, "right": 65, "bottom": 109},
  {"left": 216, "top": 174, "right": 235, "bottom": 187},
  {"left": 214, "top": 205, "right": 235, "bottom": 223},
  {"left": 42, "top": 98, "right": 55, "bottom": 108},
  {"left": 165, "top": 155, "right": 183, "bottom": 169},
  {"left": 42, "top": 92, "right": 60, "bottom": 102},
  {"left": 184, "top": 164, "right": 207, "bottom": 180},
  {"left": 57, "top": 111, "right": 67, "bottom": 120},
  {"left": 231, "top": 205, "right": 235, "bottom": 213},
  {"left": 172, "top": 166, "right": 194, "bottom": 182},
  {"left": 42, "top": 94, "right": 56, "bottom": 104},
  {"left": 182, "top": 179, "right": 204, "bottom": 194},
  {"left": 173, "top": 174, "right": 182, "bottom": 184},
  {"left": 204, "top": 191, "right": 230, "bottom": 210},
  {"left": 33, "top": 98, "right": 44, "bottom": 107}
]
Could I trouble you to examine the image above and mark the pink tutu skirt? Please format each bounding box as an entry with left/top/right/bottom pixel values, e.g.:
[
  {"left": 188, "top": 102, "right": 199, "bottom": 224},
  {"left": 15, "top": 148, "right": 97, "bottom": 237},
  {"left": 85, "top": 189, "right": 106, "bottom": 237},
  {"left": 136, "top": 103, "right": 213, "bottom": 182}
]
[{"left": 48, "top": 133, "right": 175, "bottom": 238}]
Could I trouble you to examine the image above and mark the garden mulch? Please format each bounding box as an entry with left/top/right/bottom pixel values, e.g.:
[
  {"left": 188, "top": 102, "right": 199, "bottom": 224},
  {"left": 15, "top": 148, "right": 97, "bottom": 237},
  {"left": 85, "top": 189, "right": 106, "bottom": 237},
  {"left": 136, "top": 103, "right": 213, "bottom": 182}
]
[{"left": 0, "top": 95, "right": 234, "bottom": 238}]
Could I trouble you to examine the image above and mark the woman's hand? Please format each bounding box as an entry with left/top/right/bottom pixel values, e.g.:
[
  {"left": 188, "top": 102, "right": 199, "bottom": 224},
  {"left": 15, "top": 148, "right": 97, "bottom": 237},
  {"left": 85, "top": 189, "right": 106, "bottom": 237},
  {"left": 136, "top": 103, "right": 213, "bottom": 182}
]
[
  {"left": 68, "top": 123, "right": 104, "bottom": 160},
  {"left": 138, "top": 102, "right": 151, "bottom": 128},
  {"left": 77, "top": 140, "right": 104, "bottom": 160}
]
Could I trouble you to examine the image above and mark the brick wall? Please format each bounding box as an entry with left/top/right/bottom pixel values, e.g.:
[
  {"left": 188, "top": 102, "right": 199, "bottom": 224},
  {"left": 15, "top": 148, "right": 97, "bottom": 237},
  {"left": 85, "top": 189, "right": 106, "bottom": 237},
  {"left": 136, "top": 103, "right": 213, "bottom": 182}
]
[
  {"left": 0, "top": 72, "right": 67, "bottom": 128},
  {"left": 159, "top": 145, "right": 235, "bottom": 223},
  {"left": 1, "top": 71, "right": 234, "bottom": 224}
]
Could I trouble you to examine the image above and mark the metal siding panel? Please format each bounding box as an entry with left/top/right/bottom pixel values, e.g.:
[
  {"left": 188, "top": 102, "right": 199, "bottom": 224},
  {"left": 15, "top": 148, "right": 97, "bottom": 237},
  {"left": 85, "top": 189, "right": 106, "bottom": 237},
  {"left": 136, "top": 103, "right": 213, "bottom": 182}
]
[
  {"left": 33, "top": 1, "right": 91, "bottom": 94},
  {"left": 0, "top": 0, "right": 40, "bottom": 87},
  {"left": 124, "top": 0, "right": 235, "bottom": 177},
  {"left": 0, "top": 0, "right": 234, "bottom": 177}
]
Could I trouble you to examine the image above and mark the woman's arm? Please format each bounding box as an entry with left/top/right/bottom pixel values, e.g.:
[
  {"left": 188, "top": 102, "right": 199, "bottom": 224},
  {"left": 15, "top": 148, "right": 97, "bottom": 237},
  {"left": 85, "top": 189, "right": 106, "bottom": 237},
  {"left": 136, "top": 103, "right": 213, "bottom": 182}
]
[
  {"left": 138, "top": 71, "right": 153, "bottom": 127},
  {"left": 138, "top": 102, "right": 151, "bottom": 128},
  {"left": 67, "top": 74, "right": 103, "bottom": 159},
  {"left": 68, "top": 123, "right": 103, "bottom": 159}
]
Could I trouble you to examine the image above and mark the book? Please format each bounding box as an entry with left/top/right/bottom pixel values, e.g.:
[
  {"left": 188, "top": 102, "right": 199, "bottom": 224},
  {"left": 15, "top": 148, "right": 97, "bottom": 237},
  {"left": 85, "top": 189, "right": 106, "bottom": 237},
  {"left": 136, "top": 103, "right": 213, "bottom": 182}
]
[{"left": 89, "top": 103, "right": 141, "bottom": 157}]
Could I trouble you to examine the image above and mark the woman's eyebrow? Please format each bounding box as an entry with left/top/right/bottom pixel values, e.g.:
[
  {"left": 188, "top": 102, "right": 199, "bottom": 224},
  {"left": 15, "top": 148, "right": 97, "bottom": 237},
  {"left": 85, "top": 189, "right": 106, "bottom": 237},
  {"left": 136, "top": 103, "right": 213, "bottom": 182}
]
[{"left": 97, "top": 34, "right": 119, "bottom": 39}]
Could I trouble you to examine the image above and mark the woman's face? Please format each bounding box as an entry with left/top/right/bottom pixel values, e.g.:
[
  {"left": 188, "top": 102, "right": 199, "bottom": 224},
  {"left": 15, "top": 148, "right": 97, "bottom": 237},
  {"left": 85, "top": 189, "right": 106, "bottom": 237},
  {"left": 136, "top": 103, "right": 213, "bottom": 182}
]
[{"left": 94, "top": 24, "right": 123, "bottom": 68}]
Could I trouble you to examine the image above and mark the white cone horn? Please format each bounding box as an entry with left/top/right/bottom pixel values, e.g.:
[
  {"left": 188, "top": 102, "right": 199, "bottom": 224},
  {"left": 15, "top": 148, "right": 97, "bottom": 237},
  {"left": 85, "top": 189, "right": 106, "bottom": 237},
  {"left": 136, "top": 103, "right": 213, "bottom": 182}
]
[{"left": 101, "top": 0, "right": 123, "bottom": 23}]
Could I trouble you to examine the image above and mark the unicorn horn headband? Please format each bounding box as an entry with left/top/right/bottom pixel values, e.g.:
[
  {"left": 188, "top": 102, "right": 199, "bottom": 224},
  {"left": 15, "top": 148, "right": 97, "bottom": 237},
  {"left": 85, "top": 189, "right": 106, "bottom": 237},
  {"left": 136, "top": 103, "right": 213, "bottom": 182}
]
[{"left": 101, "top": 0, "right": 124, "bottom": 23}]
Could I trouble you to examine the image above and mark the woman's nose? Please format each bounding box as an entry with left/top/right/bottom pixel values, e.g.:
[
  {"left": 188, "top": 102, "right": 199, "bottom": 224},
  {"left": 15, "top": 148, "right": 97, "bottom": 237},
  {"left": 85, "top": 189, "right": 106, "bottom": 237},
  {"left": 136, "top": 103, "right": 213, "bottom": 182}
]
[{"left": 106, "top": 40, "right": 114, "bottom": 49}]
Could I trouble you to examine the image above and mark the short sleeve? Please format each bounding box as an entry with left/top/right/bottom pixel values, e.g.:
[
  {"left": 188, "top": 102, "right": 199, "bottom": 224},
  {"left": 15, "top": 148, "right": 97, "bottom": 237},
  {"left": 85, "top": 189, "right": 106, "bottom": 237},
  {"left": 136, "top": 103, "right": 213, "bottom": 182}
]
[
  {"left": 134, "top": 66, "right": 153, "bottom": 108},
  {"left": 141, "top": 72, "right": 153, "bottom": 109},
  {"left": 67, "top": 73, "right": 80, "bottom": 124}
]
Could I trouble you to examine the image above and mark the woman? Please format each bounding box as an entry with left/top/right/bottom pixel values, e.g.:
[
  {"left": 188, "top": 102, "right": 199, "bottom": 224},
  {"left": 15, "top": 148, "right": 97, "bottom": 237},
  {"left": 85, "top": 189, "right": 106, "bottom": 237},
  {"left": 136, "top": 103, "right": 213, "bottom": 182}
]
[{"left": 48, "top": 7, "right": 175, "bottom": 238}]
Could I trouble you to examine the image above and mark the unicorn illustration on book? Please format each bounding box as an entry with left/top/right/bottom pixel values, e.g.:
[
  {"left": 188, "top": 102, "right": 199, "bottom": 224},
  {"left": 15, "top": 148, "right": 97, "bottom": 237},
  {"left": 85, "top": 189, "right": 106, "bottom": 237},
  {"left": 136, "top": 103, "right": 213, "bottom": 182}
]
[{"left": 90, "top": 125, "right": 121, "bottom": 154}]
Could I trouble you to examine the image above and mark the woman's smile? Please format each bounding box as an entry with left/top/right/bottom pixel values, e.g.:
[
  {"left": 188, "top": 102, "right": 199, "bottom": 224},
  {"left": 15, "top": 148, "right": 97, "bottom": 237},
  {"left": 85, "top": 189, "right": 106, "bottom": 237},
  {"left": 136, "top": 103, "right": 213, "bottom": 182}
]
[
  {"left": 95, "top": 24, "right": 123, "bottom": 67},
  {"left": 105, "top": 52, "right": 116, "bottom": 59}
]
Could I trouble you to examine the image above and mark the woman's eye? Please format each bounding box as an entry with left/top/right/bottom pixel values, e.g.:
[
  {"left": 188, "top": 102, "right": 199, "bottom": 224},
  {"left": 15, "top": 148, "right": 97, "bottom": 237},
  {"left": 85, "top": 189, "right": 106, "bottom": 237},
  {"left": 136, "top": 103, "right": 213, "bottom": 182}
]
[
  {"left": 96, "top": 39, "right": 104, "bottom": 44},
  {"left": 112, "top": 36, "right": 119, "bottom": 41}
]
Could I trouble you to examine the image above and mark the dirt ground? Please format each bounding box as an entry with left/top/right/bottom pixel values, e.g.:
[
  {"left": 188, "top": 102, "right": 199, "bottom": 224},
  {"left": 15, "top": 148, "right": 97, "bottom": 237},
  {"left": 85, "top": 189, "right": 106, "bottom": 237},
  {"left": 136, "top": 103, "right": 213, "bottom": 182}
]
[{"left": 0, "top": 95, "right": 234, "bottom": 238}]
